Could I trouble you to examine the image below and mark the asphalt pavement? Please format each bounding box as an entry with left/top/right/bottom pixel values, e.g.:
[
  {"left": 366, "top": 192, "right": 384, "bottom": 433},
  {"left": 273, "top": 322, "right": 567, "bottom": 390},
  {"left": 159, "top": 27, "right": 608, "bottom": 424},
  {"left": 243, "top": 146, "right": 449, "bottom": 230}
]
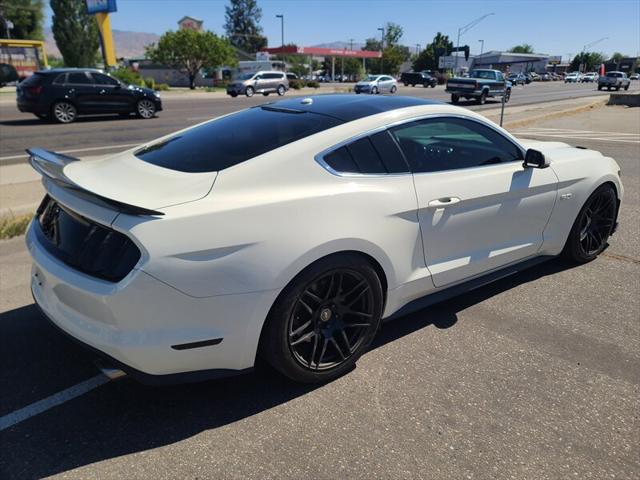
[
  {"left": 1, "top": 80, "right": 638, "bottom": 165},
  {"left": 0, "top": 102, "right": 638, "bottom": 479}
]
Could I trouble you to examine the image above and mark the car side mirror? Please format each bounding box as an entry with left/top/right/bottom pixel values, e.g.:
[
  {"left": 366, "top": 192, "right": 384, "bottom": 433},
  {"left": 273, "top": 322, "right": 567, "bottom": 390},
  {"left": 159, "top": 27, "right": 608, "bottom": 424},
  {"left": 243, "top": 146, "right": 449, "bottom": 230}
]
[{"left": 523, "top": 149, "right": 549, "bottom": 169}]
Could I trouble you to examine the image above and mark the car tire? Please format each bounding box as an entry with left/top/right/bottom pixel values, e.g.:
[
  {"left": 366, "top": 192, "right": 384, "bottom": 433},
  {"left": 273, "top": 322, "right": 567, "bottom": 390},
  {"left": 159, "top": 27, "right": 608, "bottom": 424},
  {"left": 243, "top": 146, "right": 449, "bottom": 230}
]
[
  {"left": 260, "top": 253, "right": 384, "bottom": 383},
  {"left": 624, "top": 85, "right": 629, "bottom": 91},
  {"left": 403, "top": 82, "right": 408, "bottom": 87},
  {"left": 431, "top": 83, "right": 436, "bottom": 88},
  {"left": 616, "top": 86, "right": 620, "bottom": 91},
  {"left": 562, "top": 184, "right": 617, "bottom": 264},
  {"left": 263, "top": 92, "right": 270, "bottom": 96},
  {"left": 136, "top": 99, "right": 156, "bottom": 119},
  {"left": 411, "top": 84, "right": 415, "bottom": 87},
  {"left": 277, "top": 85, "right": 286, "bottom": 96},
  {"left": 230, "top": 92, "right": 238, "bottom": 98},
  {"left": 451, "top": 94, "right": 459, "bottom": 104},
  {"left": 597, "top": 85, "right": 602, "bottom": 90},
  {"left": 390, "top": 85, "right": 397, "bottom": 94},
  {"left": 371, "top": 86, "right": 378, "bottom": 95},
  {"left": 51, "top": 101, "right": 77, "bottom": 124},
  {"left": 245, "top": 86, "right": 255, "bottom": 97},
  {"left": 478, "top": 90, "right": 487, "bottom": 105}
]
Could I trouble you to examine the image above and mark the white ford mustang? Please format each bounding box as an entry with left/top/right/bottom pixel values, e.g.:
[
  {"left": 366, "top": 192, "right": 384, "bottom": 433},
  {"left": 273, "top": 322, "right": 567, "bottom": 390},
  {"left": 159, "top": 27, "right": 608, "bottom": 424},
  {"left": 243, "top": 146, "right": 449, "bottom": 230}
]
[{"left": 26, "top": 95, "right": 623, "bottom": 384}]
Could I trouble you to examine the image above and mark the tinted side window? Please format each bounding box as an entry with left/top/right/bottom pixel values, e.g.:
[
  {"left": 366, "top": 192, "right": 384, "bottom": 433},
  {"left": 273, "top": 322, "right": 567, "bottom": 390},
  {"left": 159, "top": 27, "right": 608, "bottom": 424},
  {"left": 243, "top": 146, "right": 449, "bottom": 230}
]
[
  {"left": 324, "top": 146, "right": 358, "bottom": 173},
  {"left": 67, "top": 72, "right": 92, "bottom": 84},
  {"left": 263, "top": 73, "right": 282, "bottom": 79},
  {"left": 53, "top": 73, "right": 66, "bottom": 84},
  {"left": 369, "top": 130, "right": 408, "bottom": 173},
  {"left": 92, "top": 73, "right": 119, "bottom": 86},
  {"left": 347, "top": 137, "right": 387, "bottom": 174},
  {"left": 390, "top": 117, "right": 522, "bottom": 173}
]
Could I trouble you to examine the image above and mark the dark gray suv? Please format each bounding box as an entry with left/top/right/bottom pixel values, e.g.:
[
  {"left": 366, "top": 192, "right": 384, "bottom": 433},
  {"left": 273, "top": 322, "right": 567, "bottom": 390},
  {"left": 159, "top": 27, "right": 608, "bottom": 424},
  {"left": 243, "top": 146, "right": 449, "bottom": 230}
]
[{"left": 226, "top": 71, "right": 289, "bottom": 97}]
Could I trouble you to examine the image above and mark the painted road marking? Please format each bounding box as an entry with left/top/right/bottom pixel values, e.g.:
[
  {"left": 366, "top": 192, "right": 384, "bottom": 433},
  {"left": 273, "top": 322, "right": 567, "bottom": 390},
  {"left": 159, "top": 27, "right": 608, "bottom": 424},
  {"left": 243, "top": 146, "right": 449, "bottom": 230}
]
[
  {"left": 0, "top": 374, "right": 110, "bottom": 431},
  {"left": 0, "top": 143, "right": 141, "bottom": 162},
  {"left": 512, "top": 127, "right": 640, "bottom": 144}
]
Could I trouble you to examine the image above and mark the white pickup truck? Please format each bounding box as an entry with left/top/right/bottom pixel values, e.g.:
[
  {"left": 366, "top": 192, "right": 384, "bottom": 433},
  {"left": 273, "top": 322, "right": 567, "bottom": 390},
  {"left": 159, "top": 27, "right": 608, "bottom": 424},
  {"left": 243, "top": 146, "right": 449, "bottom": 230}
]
[{"left": 598, "top": 71, "right": 630, "bottom": 91}]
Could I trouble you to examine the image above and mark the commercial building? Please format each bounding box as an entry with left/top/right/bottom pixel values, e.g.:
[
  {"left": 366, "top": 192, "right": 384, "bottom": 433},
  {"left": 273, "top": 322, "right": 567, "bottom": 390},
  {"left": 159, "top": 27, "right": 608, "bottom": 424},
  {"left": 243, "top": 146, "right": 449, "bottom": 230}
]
[{"left": 470, "top": 51, "right": 562, "bottom": 74}]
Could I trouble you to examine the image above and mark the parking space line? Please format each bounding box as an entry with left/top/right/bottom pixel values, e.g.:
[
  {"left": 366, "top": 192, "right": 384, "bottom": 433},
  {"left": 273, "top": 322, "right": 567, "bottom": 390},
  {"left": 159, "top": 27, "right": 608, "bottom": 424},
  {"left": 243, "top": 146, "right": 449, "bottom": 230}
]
[
  {"left": 0, "top": 374, "right": 110, "bottom": 431},
  {"left": 0, "top": 143, "right": 140, "bottom": 162}
]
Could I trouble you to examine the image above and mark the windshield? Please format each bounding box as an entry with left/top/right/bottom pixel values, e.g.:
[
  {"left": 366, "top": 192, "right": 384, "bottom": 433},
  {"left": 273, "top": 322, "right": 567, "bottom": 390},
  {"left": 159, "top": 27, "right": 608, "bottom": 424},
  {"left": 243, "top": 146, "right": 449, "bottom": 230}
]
[
  {"left": 366, "top": 75, "right": 380, "bottom": 82},
  {"left": 135, "top": 107, "right": 342, "bottom": 173},
  {"left": 469, "top": 70, "right": 496, "bottom": 80},
  {"left": 236, "top": 73, "right": 255, "bottom": 80}
]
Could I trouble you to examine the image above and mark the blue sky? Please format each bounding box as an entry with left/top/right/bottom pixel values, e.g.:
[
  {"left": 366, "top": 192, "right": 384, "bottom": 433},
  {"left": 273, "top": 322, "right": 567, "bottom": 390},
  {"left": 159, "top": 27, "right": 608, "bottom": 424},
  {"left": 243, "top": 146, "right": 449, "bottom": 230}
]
[{"left": 46, "top": 0, "right": 640, "bottom": 61}]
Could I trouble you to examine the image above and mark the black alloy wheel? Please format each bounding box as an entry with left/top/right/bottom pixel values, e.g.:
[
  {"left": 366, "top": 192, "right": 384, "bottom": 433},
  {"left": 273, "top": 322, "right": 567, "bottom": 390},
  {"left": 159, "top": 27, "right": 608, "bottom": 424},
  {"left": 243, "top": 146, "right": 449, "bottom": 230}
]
[
  {"left": 261, "top": 254, "right": 383, "bottom": 383},
  {"left": 563, "top": 184, "right": 617, "bottom": 263}
]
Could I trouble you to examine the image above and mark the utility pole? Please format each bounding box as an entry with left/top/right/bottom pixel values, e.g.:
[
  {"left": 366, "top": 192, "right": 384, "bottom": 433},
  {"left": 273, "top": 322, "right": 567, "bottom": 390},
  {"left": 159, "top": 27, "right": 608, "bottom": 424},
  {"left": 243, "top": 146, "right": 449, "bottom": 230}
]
[
  {"left": 378, "top": 27, "right": 385, "bottom": 74},
  {"left": 478, "top": 39, "right": 484, "bottom": 55},
  {"left": 579, "top": 36, "right": 608, "bottom": 73},
  {"left": 415, "top": 43, "right": 421, "bottom": 56},
  {"left": 349, "top": 38, "right": 354, "bottom": 50},
  {"left": 454, "top": 13, "right": 494, "bottom": 75}
]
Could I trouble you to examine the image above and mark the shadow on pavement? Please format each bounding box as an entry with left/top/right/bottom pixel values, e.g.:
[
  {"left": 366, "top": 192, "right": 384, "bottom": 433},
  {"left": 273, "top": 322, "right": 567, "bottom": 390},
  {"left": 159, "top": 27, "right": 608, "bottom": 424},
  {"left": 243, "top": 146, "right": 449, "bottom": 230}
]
[
  {"left": 0, "top": 258, "right": 575, "bottom": 479},
  {"left": 0, "top": 114, "right": 151, "bottom": 127}
]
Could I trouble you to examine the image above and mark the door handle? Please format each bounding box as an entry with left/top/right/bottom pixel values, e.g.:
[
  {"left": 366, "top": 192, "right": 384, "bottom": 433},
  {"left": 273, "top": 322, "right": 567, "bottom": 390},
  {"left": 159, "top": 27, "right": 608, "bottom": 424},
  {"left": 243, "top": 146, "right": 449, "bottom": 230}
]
[{"left": 428, "top": 197, "right": 461, "bottom": 208}]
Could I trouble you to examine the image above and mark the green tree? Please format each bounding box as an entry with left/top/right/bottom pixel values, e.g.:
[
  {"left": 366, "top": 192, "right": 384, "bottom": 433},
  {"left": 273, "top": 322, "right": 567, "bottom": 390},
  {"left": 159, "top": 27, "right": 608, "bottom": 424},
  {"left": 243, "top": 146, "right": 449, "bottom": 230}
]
[
  {"left": 146, "top": 29, "right": 237, "bottom": 89},
  {"left": 224, "top": 0, "right": 267, "bottom": 54},
  {"left": 0, "top": 0, "right": 44, "bottom": 39},
  {"left": 362, "top": 22, "right": 410, "bottom": 74},
  {"left": 609, "top": 52, "right": 626, "bottom": 69},
  {"left": 508, "top": 44, "right": 534, "bottom": 54},
  {"left": 570, "top": 51, "right": 605, "bottom": 72},
  {"left": 413, "top": 32, "right": 453, "bottom": 72},
  {"left": 50, "top": 0, "right": 99, "bottom": 67}
]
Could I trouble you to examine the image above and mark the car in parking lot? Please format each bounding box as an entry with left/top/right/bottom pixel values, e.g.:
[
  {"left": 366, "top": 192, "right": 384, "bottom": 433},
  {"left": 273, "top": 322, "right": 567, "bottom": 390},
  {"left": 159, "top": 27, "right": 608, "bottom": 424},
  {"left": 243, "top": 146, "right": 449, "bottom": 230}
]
[
  {"left": 564, "top": 72, "right": 582, "bottom": 83},
  {"left": 25, "top": 94, "right": 623, "bottom": 384},
  {"left": 226, "top": 70, "right": 289, "bottom": 97},
  {"left": 630, "top": 73, "right": 639, "bottom": 80},
  {"left": 581, "top": 72, "right": 598, "bottom": 83},
  {"left": 507, "top": 73, "right": 527, "bottom": 85},
  {"left": 354, "top": 75, "right": 397, "bottom": 94},
  {"left": 598, "top": 71, "right": 630, "bottom": 91},
  {"left": 16, "top": 68, "right": 162, "bottom": 123}
]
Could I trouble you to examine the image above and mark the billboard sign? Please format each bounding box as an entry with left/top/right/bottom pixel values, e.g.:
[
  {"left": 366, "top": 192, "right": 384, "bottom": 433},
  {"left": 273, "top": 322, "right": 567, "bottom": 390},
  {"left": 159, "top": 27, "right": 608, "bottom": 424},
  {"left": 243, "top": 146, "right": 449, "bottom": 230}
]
[{"left": 86, "top": 0, "right": 117, "bottom": 14}]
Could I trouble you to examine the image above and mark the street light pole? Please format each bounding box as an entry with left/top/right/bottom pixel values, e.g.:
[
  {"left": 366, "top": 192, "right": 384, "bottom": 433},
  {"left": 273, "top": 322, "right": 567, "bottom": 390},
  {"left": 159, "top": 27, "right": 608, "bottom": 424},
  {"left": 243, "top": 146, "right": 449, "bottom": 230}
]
[
  {"left": 275, "top": 14, "right": 284, "bottom": 71},
  {"left": 579, "top": 36, "right": 608, "bottom": 73},
  {"left": 415, "top": 43, "right": 421, "bottom": 56},
  {"left": 349, "top": 38, "right": 354, "bottom": 50},
  {"left": 454, "top": 13, "right": 494, "bottom": 75},
  {"left": 478, "top": 39, "right": 484, "bottom": 55},
  {"left": 378, "top": 27, "right": 384, "bottom": 74}
]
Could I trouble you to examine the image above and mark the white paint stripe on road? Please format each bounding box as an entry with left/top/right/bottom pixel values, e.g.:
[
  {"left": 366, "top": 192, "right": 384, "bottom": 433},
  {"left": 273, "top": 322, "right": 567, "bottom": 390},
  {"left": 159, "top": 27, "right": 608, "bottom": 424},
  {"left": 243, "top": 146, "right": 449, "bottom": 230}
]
[
  {"left": 0, "top": 143, "right": 140, "bottom": 162},
  {"left": 0, "top": 374, "right": 110, "bottom": 431},
  {"left": 514, "top": 133, "right": 640, "bottom": 144}
]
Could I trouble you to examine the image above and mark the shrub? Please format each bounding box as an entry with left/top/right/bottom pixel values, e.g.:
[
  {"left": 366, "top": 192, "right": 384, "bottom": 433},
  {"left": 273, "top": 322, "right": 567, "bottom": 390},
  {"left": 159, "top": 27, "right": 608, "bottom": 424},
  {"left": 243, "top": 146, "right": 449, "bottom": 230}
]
[
  {"left": 289, "top": 79, "right": 303, "bottom": 90},
  {"left": 144, "top": 77, "right": 155, "bottom": 89},
  {"left": 0, "top": 214, "right": 32, "bottom": 239},
  {"left": 306, "top": 80, "right": 320, "bottom": 88},
  {"left": 110, "top": 67, "right": 143, "bottom": 86},
  {"left": 155, "top": 83, "right": 170, "bottom": 91}
]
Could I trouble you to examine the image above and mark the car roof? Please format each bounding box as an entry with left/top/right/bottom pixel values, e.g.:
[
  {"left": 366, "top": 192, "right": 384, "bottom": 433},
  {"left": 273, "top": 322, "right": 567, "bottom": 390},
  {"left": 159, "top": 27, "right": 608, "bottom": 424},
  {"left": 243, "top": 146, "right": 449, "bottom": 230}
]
[
  {"left": 260, "top": 94, "right": 441, "bottom": 122},
  {"left": 37, "top": 68, "right": 105, "bottom": 75}
]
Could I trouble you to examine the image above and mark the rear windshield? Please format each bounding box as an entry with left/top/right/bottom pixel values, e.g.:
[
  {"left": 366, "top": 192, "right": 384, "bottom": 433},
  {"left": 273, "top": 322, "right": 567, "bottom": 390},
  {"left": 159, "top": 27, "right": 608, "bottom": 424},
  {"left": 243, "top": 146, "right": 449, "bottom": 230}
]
[
  {"left": 606, "top": 72, "right": 622, "bottom": 78},
  {"left": 20, "top": 73, "right": 45, "bottom": 86},
  {"left": 135, "top": 107, "right": 342, "bottom": 172},
  {"left": 469, "top": 70, "right": 496, "bottom": 80}
]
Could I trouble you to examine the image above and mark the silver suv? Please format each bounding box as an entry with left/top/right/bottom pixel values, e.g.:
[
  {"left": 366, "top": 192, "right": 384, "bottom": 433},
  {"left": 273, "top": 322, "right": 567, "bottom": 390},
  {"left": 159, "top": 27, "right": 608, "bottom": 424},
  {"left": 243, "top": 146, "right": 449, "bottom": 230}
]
[{"left": 227, "top": 71, "right": 289, "bottom": 98}]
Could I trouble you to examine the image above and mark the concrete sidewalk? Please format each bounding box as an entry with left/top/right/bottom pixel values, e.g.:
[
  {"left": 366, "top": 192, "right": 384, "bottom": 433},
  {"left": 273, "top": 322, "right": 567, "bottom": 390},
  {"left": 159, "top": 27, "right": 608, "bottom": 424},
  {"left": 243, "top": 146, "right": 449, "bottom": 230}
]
[{"left": 0, "top": 95, "right": 610, "bottom": 219}]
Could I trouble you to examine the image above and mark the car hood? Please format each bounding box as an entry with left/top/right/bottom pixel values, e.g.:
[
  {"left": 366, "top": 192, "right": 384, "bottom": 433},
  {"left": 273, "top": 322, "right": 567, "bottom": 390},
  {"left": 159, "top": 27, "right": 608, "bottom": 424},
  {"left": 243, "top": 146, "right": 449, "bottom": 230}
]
[{"left": 63, "top": 150, "right": 217, "bottom": 211}]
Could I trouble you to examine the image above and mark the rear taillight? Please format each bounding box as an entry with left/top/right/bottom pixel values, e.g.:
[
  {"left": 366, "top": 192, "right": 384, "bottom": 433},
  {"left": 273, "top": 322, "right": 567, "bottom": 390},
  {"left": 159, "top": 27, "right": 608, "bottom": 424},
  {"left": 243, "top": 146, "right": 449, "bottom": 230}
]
[{"left": 26, "top": 86, "right": 42, "bottom": 96}]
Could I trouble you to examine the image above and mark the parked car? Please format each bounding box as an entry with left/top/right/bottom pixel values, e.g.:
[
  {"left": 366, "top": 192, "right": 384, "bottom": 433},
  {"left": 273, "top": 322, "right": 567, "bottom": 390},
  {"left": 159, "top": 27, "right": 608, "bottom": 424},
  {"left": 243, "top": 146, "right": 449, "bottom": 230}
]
[
  {"left": 630, "top": 73, "right": 639, "bottom": 80},
  {"left": 529, "top": 72, "right": 540, "bottom": 81},
  {"left": 16, "top": 68, "right": 162, "bottom": 124},
  {"left": 550, "top": 72, "right": 561, "bottom": 81},
  {"left": 581, "top": 72, "right": 598, "bottom": 83},
  {"left": 446, "top": 69, "right": 512, "bottom": 104},
  {"left": 26, "top": 94, "right": 623, "bottom": 384},
  {"left": 226, "top": 71, "right": 289, "bottom": 97},
  {"left": 0, "top": 63, "right": 19, "bottom": 87},
  {"left": 539, "top": 73, "right": 551, "bottom": 81},
  {"left": 564, "top": 72, "right": 581, "bottom": 83},
  {"left": 598, "top": 71, "right": 631, "bottom": 91},
  {"left": 286, "top": 72, "right": 298, "bottom": 81},
  {"left": 399, "top": 71, "right": 437, "bottom": 88},
  {"left": 354, "top": 75, "right": 397, "bottom": 94},
  {"left": 507, "top": 73, "right": 527, "bottom": 85}
]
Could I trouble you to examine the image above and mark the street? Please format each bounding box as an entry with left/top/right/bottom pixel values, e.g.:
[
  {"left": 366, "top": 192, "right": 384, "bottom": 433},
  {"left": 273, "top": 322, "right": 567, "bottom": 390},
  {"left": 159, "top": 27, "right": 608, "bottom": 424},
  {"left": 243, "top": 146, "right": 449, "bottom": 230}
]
[
  {"left": 0, "top": 102, "right": 638, "bottom": 479},
  {"left": 1, "top": 80, "right": 638, "bottom": 165}
]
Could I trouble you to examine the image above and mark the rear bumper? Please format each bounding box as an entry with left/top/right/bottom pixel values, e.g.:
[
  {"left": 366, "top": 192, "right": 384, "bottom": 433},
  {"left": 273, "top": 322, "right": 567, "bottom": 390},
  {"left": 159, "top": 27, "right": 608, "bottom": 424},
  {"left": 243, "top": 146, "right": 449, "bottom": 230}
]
[
  {"left": 26, "top": 223, "right": 279, "bottom": 381},
  {"left": 17, "top": 98, "right": 48, "bottom": 114}
]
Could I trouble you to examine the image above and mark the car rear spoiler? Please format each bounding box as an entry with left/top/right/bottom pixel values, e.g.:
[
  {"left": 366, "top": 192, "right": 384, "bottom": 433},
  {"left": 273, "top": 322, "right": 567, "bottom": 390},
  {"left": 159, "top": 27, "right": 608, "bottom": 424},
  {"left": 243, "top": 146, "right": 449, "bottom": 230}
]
[{"left": 27, "top": 148, "right": 164, "bottom": 216}]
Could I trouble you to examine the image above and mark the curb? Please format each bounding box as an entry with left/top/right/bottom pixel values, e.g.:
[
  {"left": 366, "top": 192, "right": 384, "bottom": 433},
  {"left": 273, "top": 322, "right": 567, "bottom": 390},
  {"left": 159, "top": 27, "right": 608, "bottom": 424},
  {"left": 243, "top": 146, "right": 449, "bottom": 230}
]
[{"left": 500, "top": 98, "right": 608, "bottom": 129}]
